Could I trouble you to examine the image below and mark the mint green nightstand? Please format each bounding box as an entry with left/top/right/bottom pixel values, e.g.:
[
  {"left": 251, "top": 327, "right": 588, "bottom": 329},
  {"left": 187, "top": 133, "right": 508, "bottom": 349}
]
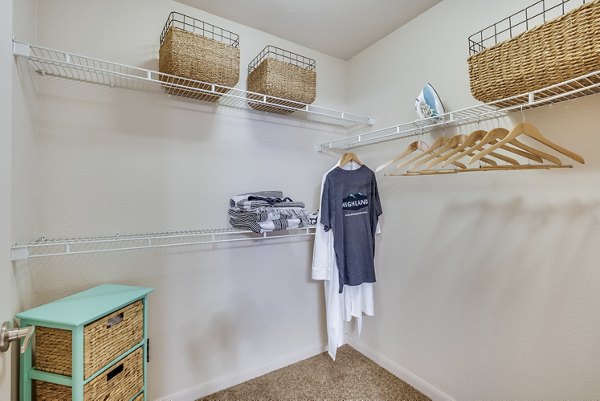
[{"left": 16, "top": 284, "right": 154, "bottom": 401}]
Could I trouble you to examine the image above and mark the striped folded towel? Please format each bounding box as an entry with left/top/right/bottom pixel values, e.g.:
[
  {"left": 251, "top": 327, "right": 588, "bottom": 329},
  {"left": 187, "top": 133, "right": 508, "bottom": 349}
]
[
  {"left": 229, "top": 191, "right": 284, "bottom": 208},
  {"left": 229, "top": 207, "right": 311, "bottom": 225},
  {"left": 229, "top": 217, "right": 302, "bottom": 234},
  {"left": 236, "top": 200, "right": 306, "bottom": 211},
  {"left": 228, "top": 191, "right": 310, "bottom": 233}
]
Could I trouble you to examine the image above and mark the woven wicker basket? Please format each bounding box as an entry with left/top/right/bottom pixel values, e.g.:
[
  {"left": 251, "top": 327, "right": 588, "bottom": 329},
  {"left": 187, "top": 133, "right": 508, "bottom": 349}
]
[
  {"left": 35, "top": 347, "right": 144, "bottom": 401},
  {"left": 159, "top": 12, "right": 240, "bottom": 102},
  {"left": 468, "top": 0, "right": 600, "bottom": 103},
  {"left": 34, "top": 300, "right": 144, "bottom": 379},
  {"left": 247, "top": 46, "right": 316, "bottom": 114}
]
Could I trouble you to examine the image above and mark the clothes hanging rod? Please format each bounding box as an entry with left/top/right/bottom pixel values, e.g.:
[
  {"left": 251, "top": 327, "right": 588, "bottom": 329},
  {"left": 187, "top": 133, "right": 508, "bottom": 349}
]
[
  {"left": 386, "top": 164, "right": 573, "bottom": 176},
  {"left": 11, "top": 227, "right": 316, "bottom": 261},
  {"left": 317, "top": 68, "right": 600, "bottom": 151},
  {"left": 12, "top": 40, "right": 375, "bottom": 129}
]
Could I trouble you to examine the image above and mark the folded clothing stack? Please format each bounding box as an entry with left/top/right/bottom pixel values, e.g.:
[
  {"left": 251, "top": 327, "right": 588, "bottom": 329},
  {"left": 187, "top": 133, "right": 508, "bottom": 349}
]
[{"left": 229, "top": 191, "right": 311, "bottom": 233}]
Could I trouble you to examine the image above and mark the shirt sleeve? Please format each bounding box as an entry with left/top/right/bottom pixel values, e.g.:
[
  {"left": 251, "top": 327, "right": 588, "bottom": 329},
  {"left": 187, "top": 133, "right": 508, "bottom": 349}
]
[
  {"left": 312, "top": 171, "right": 334, "bottom": 281},
  {"left": 320, "top": 175, "right": 332, "bottom": 232},
  {"left": 372, "top": 174, "right": 383, "bottom": 217}
]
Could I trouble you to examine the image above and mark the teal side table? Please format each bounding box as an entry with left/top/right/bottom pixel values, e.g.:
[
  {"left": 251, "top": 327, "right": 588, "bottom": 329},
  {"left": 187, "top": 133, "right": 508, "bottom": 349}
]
[{"left": 16, "top": 284, "right": 154, "bottom": 401}]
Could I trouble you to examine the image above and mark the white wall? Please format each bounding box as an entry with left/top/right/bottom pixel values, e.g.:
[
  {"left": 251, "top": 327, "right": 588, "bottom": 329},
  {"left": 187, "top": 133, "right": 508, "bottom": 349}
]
[
  {"left": 13, "top": 1, "right": 351, "bottom": 400},
  {"left": 13, "top": 0, "right": 600, "bottom": 400},
  {"left": 347, "top": 0, "right": 600, "bottom": 400},
  {"left": 11, "top": 0, "right": 37, "bottom": 399},
  {"left": 1, "top": 0, "right": 14, "bottom": 400},
  {"left": 12, "top": 0, "right": 37, "bottom": 310}
]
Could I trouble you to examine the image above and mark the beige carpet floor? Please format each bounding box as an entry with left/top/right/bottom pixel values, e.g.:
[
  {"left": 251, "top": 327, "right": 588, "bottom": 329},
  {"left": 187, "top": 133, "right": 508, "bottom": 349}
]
[{"left": 198, "top": 345, "right": 431, "bottom": 401}]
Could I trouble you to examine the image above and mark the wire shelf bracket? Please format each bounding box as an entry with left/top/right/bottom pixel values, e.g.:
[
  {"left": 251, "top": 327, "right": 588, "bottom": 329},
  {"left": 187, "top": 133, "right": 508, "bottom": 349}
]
[
  {"left": 13, "top": 40, "right": 375, "bottom": 128},
  {"left": 317, "top": 68, "right": 600, "bottom": 151},
  {"left": 11, "top": 226, "right": 317, "bottom": 261}
]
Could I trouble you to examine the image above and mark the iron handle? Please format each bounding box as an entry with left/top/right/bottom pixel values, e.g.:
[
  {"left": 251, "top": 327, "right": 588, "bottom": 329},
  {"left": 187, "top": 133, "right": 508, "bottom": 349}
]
[{"left": 0, "top": 321, "right": 35, "bottom": 353}]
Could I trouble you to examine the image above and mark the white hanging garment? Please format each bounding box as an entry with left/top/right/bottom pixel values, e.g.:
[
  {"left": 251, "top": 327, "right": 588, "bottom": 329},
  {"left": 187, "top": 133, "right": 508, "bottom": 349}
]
[{"left": 312, "top": 161, "right": 379, "bottom": 360}]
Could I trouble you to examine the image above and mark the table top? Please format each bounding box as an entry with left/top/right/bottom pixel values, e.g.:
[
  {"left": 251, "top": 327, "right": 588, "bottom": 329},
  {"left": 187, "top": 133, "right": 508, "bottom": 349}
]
[{"left": 16, "top": 284, "right": 153, "bottom": 327}]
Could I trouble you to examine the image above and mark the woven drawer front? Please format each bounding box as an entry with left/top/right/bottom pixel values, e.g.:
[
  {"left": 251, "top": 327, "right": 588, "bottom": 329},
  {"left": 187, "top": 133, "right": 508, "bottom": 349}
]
[
  {"left": 133, "top": 393, "right": 144, "bottom": 401},
  {"left": 468, "top": 0, "right": 600, "bottom": 102},
  {"left": 34, "top": 380, "right": 71, "bottom": 400},
  {"left": 86, "top": 347, "right": 144, "bottom": 401},
  {"left": 247, "top": 58, "right": 316, "bottom": 114},
  {"left": 34, "top": 326, "right": 72, "bottom": 376},
  {"left": 84, "top": 300, "right": 144, "bottom": 378},
  {"left": 34, "top": 300, "right": 144, "bottom": 379},
  {"left": 35, "top": 347, "right": 144, "bottom": 401}
]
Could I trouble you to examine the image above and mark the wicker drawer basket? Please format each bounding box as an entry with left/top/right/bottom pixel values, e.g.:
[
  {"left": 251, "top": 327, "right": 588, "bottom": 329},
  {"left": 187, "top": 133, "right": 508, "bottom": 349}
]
[
  {"left": 34, "top": 347, "right": 144, "bottom": 401},
  {"left": 159, "top": 12, "right": 240, "bottom": 102},
  {"left": 247, "top": 46, "right": 316, "bottom": 114},
  {"left": 468, "top": 0, "right": 600, "bottom": 103},
  {"left": 34, "top": 300, "right": 144, "bottom": 379}
]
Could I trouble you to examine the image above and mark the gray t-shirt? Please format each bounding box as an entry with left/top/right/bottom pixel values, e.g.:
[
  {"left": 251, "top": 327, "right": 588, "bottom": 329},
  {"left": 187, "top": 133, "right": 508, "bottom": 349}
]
[{"left": 320, "top": 165, "right": 382, "bottom": 293}]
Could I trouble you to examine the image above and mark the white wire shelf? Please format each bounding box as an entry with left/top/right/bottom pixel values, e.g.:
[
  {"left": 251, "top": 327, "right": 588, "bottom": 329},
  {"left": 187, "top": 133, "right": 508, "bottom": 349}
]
[
  {"left": 317, "top": 69, "right": 600, "bottom": 150},
  {"left": 12, "top": 40, "right": 374, "bottom": 128},
  {"left": 11, "top": 226, "right": 316, "bottom": 261}
]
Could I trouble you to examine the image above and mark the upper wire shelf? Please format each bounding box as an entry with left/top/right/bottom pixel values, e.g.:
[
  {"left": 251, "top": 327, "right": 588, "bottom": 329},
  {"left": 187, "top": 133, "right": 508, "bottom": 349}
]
[
  {"left": 468, "top": 0, "right": 588, "bottom": 56},
  {"left": 11, "top": 226, "right": 316, "bottom": 261},
  {"left": 317, "top": 68, "right": 600, "bottom": 151},
  {"left": 13, "top": 41, "right": 374, "bottom": 128}
]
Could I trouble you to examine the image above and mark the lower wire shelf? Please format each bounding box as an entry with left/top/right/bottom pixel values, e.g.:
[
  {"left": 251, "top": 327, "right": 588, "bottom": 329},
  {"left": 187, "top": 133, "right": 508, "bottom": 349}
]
[{"left": 11, "top": 226, "right": 316, "bottom": 261}]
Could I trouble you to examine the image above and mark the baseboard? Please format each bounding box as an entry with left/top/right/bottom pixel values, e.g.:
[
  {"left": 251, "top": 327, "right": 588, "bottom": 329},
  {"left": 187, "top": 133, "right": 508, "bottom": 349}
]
[
  {"left": 156, "top": 343, "right": 327, "bottom": 401},
  {"left": 346, "top": 336, "right": 455, "bottom": 401}
]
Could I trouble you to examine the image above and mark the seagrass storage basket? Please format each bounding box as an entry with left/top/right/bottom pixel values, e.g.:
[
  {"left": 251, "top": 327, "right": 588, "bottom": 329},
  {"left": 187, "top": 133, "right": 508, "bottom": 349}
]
[
  {"left": 467, "top": 0, "right": 600, "bottom": 103},
  {"left": 34, "top": 300, "right": 144, "bottom": 379},
  {"left": 159, "top": 12, "right": 240, "bottom": 102},
  {"left": 247, "top": 46, "right": 316, "bottom": 114},
  {"left": 34, "top": 347, "right": 144, "bottom": 401}
]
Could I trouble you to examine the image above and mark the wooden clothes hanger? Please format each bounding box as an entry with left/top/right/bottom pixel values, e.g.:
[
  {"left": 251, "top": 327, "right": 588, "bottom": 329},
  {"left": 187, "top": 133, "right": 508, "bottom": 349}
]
[
  {"left": 441, "top": 128, "right": 544, "bottom": 167},
  {"left": 395, "top": 136, "right": 449, "bottom": 170},
  {"left": 375, "top": 141, "right": 428, "bottom": 173},
  {"left": 470, "top": 122, "right": 585, "bottom": 165},
  {"left": 338, "top": 152, "right": 364, "bottom": 167},
  {"left": 408, "top": 134, "right": 469, "bottom": 170},
  {"left": 464, "top": 128, "right": 551, "bottom": 164},
  {"left": 421, "top": 129, "right": 516, "bottom": 169},
  {"left": 431, "top": 129, "right": 487, "bottom": 166},
  {"left": 420, "top": 129, "right": 522, "bottom": 169}
]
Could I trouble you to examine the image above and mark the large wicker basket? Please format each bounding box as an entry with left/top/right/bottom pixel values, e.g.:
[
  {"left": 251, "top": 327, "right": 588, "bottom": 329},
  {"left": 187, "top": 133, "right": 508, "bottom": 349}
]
[
  {"left": 247, "top": 46, "right": 316, "bottom": 114},
  {"left": 468, "top": 0, "right": 600, "bottom": 103},
  {"left": 159, "top": 12, "right": 240, "bottom": 102},
  {"left": 35, "top": 347, "right": 144, "bottom": 401}
]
